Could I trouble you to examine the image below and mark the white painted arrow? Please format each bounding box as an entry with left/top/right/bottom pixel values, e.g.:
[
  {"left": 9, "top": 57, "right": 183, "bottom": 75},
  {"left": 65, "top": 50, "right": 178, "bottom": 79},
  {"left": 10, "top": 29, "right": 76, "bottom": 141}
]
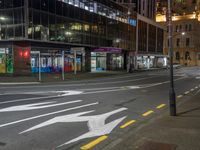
[
  {"left": 20, "top": 108, "right": 127, "bottom": 147},
  {"left": 0, "top": 100, "right": 82, "bottom": 112},
  {"left": 56, "top": 90, "right": 83, "bottom": 96}
]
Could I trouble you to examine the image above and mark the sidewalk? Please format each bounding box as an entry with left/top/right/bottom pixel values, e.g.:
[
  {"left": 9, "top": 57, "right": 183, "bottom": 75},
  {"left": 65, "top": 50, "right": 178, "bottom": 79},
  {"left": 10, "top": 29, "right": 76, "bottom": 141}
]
[
  {"left": 109, "top": 92, "right": 200, "bottom": 150},
  {"left": 0, "top": 71, "right": 127, "bottom": 84},
  {"left": 0, "top": 68, "right": 167, "bottom": 84}
]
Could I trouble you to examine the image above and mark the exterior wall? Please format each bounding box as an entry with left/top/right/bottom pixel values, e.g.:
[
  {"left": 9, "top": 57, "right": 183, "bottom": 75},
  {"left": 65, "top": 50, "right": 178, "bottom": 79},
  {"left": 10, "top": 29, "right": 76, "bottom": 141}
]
[
  {"left": 137, "top": 14, "right": 164, "bottom": 54},
  {"left": 0, "top": 0, "right": 137, "bottom": 75},
  {"left": 163, "top": 18, "right": 200, "bottom": 66},
  {"left": 13, "top": 42, "right": 31, "bottom": 75},
  {"left": 26, "top": 0, "right": 136, "bottom": 51},
  {"left": 113, "top": 0, "right": 156, "bottom": 20}
]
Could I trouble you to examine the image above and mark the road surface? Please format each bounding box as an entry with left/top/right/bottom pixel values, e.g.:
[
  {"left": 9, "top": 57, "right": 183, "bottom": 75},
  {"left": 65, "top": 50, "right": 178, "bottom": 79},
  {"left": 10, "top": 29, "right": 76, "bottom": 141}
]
[{"left": 0, "top": 67, "right": 199, "bottom": 150}]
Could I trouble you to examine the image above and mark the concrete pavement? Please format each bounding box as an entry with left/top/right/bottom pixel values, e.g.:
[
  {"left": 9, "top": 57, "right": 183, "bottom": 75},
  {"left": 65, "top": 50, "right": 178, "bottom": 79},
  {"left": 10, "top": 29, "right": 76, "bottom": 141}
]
[
  {"left": 0, "top": 68, "right": 166, "bottom": 84},
  {"left": 105, "top": 88, "right": 200, "bottom": 150}
]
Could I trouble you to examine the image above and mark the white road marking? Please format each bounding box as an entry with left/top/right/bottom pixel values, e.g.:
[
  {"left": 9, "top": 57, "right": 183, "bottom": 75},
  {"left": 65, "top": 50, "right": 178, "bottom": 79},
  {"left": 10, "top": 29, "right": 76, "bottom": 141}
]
[
  {"left": 123, "top": 86, "right": 141, "bottom": 89},
  {"left": 0, "top": 91, "right": 83, "bottom": 105},
  {"left": 0, "top": 95, "right": 59, "bottom": 105},
  {"left": 0, "top": 102, "right": 99, "bottom": 128},
  {"left": 56, "top": 90, "right": 83, "bottom": 96},
  {"left": 0, "top": 82, "right": 40, "bottom": 85},
  {"left": 20, "top": 108, "right": 127, "bottom": 148},
  {"left": 0, "top": 100, "right": 82, "bottom": 112},
  {"left": 0, "top": 77, "right": 186, "bottom": 105}
]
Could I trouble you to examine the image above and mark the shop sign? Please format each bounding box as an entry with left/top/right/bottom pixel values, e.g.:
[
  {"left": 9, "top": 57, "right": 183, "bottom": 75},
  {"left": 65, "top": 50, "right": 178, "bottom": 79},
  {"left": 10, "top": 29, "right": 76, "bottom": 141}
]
[
  {"left": 93, "top": 47, "right": 122, "bottom": 53},
  {"left": 31, "top": 51, "right": 40, "bottom": 54},
  {"left": 0, "top": 48, "right": 5, "bottom": 54},
  {"left": 128, "top": 19, "right": 137, "bottom": 27},
  {"left": 71, "top": 47, "right": 85, "bottom": 54}
]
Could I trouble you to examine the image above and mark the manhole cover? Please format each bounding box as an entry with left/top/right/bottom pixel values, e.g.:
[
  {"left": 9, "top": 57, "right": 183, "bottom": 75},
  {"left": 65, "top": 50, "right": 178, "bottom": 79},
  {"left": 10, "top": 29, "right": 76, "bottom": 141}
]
[
  {"left": 0, "top": 142, "right": 6, "bottom": 146},
  {"left": 137, "top": 140, "right": 177, "bottom": 150}
]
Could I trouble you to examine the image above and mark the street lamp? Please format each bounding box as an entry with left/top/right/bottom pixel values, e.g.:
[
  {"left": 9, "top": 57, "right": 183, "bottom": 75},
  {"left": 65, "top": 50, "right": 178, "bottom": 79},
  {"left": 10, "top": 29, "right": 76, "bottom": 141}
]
[
  {"left": 0, "top": 17, "right": 6, "bottom": 21},
  {"left": 0, "top": 16, "right": 7, "bottom": 40},
  {"left": 181, "top": 32, "right": 186, "bottom": 36},
  {"left": 168, "top": 0, "right": 176, "bottom": 116}
]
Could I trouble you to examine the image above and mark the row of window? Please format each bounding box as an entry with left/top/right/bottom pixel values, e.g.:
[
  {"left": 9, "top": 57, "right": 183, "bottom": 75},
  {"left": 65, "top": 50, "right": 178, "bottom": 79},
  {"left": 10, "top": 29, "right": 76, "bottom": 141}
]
[
  {"left": 167, "top": 38, "right": 191, "bottom": 47},
  {"left": 27, "top": 9, "right": 135, "bottom": 49},
  {"left": 175, "top": 24, "right": 192, "bottom": 32},
  {"left": 0, "top": 3, "right": 136, "bottom": 50},
  {"left": 175, "top": 51, "right": 191, "bottom": 60},
  {"left": 0, "top": 0, "right": 24, "bottom": 8},
  {"left": 176, "top": 38, "right": 190, "bottom": 47},
  {"left": 138, "top": 20, "right": 163, "bottom": 52},
  {"left": 29, "top": 0, "right": 130, "bottom": 25}
]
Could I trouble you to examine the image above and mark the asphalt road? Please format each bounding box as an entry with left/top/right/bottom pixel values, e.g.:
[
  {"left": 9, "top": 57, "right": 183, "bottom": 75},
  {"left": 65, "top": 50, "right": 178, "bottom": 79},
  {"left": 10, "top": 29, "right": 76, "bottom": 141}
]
[{"left": 0, "top": 67, "right": 199, "bottom": 150}]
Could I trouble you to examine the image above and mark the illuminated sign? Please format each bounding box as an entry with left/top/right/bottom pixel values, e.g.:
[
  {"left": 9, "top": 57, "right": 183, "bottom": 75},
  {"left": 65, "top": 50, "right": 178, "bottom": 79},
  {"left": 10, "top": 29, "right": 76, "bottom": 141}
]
[{"left": 129, "top": 19, "right": 137, "bottom": 27}]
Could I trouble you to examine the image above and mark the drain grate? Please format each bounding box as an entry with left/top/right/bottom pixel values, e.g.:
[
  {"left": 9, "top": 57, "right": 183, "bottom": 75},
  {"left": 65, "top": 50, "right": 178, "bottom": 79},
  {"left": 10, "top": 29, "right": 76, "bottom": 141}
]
[{"left": 137, "top": 140, "right": 177, "bottom": 150}]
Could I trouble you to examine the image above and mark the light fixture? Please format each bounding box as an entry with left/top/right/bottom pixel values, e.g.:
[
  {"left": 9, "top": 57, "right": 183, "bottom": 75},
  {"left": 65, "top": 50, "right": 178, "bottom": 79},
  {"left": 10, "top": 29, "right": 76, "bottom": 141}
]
[
  {"left": 181, "top": 32, "right": 186, "bottom": 35},
  {"left": 0, "top": 17, "right": 6, "bottom": 21}
]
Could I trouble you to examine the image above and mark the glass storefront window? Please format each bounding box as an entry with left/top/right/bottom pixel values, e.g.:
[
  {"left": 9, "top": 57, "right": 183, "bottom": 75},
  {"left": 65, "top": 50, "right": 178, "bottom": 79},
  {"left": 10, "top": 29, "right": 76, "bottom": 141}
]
[{"left": 0, "top": 47, "right": 13, "bottom": 73}]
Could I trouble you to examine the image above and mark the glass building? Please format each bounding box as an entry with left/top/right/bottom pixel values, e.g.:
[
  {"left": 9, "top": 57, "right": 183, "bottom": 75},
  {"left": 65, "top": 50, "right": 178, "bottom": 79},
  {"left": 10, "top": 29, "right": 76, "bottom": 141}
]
[{"left": 0, "top": 0, "right": 137, "bottom": 75}]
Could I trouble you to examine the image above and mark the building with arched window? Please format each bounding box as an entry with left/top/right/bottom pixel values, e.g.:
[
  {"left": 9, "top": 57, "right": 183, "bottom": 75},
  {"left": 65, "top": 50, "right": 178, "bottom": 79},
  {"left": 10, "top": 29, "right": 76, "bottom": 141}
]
[{"left": 156, "top": 0, "right": 200, "bottom": 66}]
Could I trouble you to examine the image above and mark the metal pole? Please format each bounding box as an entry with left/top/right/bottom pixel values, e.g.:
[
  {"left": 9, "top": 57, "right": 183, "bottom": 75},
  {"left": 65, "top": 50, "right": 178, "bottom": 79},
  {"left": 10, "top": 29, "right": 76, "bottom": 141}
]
[
  {"left": 0, "top": 23, "right": 1, "bottom": 40},
  {"left": 74, "top": 50, "right": 77, "bottom": 75},
  {"left": 168, "top": 0, "right": 176, "bottom": 116},
  {"left": 39, "top": 52, "right": 41, "bottom": 82},
  {"left": 62, "top": 50, "right": 65, "bottom": 80}
]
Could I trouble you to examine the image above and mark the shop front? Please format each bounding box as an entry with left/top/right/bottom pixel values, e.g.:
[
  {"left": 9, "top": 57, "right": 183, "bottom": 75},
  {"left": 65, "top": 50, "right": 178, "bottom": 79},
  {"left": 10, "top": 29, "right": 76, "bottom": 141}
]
[
  {"left": 136, "top": 55, "right": 167, "bottom": 69},
  {"left": 0, "top": 47, "right": 13, "bottom": 74},
  {"left": 91, "top": 47, "right": 124, "bottom": 72},
  {"left": 31, "top": 48, "right": 84, "bottom": 73}
]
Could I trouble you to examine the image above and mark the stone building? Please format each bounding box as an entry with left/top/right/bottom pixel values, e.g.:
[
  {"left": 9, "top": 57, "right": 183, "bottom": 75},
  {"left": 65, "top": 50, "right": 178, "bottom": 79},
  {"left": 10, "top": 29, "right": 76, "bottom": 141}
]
[{"left": 157, "top": 14, "right": 200, "bottom": 66}]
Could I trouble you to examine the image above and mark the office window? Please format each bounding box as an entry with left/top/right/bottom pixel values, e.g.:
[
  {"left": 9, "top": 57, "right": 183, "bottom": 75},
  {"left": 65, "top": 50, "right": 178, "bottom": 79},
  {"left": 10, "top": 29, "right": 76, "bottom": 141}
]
[
  {"left": 13, "top": 0, "right": 23, "bottom": 7},
  {"left": 185, "top": 51, "right": 190, "bottom": 60},
  {"left": 176, "top": 38, "right": 180, "bottom": 47},
  {"left": 179, "top": 25, "right": 182, "bottom": 31},
  {"left": 49, "top": 0, "right": 55, "bottom": 13},
  {"left": 175, "top": 25, "right": 178, "bottom": 32},
  {"left": 189, "top": 24, "right": 192, "bottom": 31},
  {"left": 41, "top": 0, "right": 48, "bottom": 11},
  {"left": 175, "top": 52, "right": 180, "bottom": 60},
  {"left": 185, "top": 24, "right": 188, "bottom": 31},
  {"left": 186, "top": 38, "right": 190, "bottom": 47},
  {"left": 4, "top": 0, "right": 13, "bottom": 8}
]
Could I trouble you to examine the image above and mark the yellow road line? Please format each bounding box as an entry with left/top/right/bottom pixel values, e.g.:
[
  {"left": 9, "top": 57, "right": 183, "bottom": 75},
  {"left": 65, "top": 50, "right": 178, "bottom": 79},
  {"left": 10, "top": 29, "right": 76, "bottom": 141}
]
[
  {"left": 80, "top": 135, "right": 108, "bottom": 150},
  {"left": 177, "top": 95, "right": 183, "bottom": 98},
  {"left": 184, "top": 91, "right": 190, "bottom": 95},
  {"left": 120, "top": 120, "right": 136, "bottom": 129},
  {"left": 142, "top": 110, "right": 154, "bottom": 117},
  {"left": 156, "top": 104, "right": 166, "bottom": 109}
]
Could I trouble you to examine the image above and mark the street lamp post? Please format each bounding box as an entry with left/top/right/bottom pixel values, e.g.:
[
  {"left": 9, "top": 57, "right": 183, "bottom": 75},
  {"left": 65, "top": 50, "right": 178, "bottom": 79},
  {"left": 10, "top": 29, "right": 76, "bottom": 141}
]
[{"left": 168, "top": 0, "right": 176, "bottom": 116}]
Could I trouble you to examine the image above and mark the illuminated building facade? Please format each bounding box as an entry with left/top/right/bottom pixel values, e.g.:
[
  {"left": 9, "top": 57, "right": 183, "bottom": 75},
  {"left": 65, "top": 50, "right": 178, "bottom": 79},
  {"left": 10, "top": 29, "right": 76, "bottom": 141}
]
[
  {"left": 114, "top": 0, "right": 166, "bottom": 70},
  {"left": 113, "top": 0, "right": 156, "bottom": 19},
  {"left": 0, "top": 0, "right": 137, "bottom": 75},
  {"left": 156, "top": 0, "right": 200, "bottom": 66}
]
